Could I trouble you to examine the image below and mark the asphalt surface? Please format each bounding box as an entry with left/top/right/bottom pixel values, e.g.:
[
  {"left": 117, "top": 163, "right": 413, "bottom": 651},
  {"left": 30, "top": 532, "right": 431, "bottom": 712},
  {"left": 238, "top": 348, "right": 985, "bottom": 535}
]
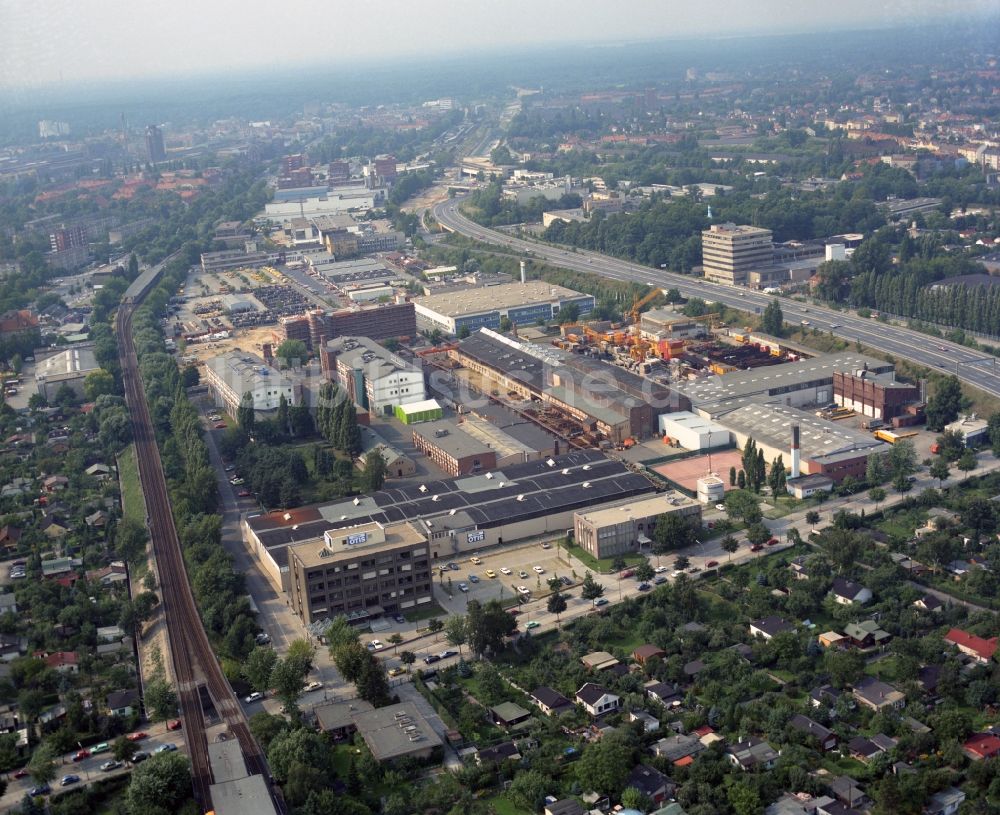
[{"left": 432, "top": 197, "right": 1000, "bottom": 399}]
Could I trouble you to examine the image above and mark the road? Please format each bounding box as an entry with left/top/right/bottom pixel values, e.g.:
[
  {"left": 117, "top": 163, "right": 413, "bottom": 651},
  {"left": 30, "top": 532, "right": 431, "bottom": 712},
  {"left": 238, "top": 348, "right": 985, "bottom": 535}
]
[{"left": 432, "top": 198, "right": 1000, "bottom": 399}]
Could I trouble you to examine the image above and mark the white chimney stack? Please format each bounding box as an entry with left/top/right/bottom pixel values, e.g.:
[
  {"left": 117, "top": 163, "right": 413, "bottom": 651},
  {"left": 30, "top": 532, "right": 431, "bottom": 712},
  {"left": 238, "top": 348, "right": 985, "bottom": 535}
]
[
  {"left": 520, "top": 260, "right": 526, "bottom": 284},
  {"left": 791, "top": 424, "right": 801, "bottom": 479}
]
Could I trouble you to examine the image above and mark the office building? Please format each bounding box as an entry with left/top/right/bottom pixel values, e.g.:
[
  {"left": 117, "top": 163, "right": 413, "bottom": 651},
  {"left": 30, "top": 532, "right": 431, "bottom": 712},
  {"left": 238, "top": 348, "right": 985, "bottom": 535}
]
[
  {"left": 287, "top": 302, "right": 417, "bottom": 351},
  {"left": 324, "top": 336, "right": 426, "bottom": 416},
  {"left": 287, "top": 521, "right": 433, "bottom": 625},
  {"left": 414, "top": 281, "right": 594, "bottom": 335},
  {"left": 574, "top": 492, "right": 702, "bottom": 559},
  {"left": 204, "top": 352, "right": 301, "bottom": 417},
  {"left": 200, "top": 248, "right": 272, "bottom": 274},
  {"left": 145, "top": 125, "right": 166, "bottom": 163},
  {"left": 49, "top": 225, "right": 87, "bottom": 253},
  {"left": 701, "top": 223, "right": 773, "bottom": 286}
]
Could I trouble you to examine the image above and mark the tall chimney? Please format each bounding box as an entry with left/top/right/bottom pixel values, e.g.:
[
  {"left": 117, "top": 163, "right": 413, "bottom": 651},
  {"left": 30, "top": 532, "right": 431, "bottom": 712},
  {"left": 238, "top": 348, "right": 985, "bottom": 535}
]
[
  {"left": 791, "top": 424, "right": 800, "bottom": 479},
  {"left": 520, "top": 260, "right": 526, "bottom": 284}
]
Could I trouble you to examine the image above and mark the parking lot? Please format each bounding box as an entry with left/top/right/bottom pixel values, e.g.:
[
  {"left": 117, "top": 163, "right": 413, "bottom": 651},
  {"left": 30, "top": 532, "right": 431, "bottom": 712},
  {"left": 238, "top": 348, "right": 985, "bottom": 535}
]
[{"left": 432, "top": 540, "right": 578, "bottom": 609}]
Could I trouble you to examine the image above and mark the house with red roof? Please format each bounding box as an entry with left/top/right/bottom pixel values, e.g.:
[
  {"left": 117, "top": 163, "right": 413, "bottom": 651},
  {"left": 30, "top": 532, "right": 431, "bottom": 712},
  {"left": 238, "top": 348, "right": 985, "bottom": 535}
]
[
  {"left": 944, "top": 628, "right": 998, "bottom": 664},
  {"left": 34, "top": 651, "right": 79, "bottom": 674},
  {"left": 963, "top": 733, "right": 1000, "bottom": 761}
]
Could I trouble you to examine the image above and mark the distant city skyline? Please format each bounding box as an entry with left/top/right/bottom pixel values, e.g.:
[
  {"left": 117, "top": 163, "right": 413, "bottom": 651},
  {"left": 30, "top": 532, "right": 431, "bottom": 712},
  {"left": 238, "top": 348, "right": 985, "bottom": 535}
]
[{"left": 0, "top": 0, "right": 996, "bottom": 90}]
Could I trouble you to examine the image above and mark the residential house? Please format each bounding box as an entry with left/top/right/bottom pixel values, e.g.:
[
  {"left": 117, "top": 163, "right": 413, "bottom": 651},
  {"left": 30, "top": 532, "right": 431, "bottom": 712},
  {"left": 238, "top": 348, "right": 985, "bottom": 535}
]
[
  {"left": 848, "top": 736, "right": 890, "bottom": 763},
  {"left": 944, "top": 628, "right": 998, "bottom": 664},
  {"left": 544, "top": 800, "right": 587, "bottom": 815},
  {"left": 0, "top": 526, "right": 22, "bottom": 550},
  {"left": 476, "top": 740, "right": 521, "bottom": 765},
  {"left": 624, "top": 764, "right": 675, "bottom": 806},
  {"left": 827, "top": 776, "right": 869, "bottom": 810},
  {"left": 726, "top": 737, "right": 778, "bottom": 770},
  {"left": 85, "top": 463, "right": 114, "bottom": 480},
  {"left": 912, "top": 594, "right": 942, "bottom": 612},
  {"left": 645, "top": 681, "right": 683, "bottom": 708},
  {"left": 651, "top": 733, "right": 705, "bottom": 764},
  {"left": 0, "top": 593, "right": 17, "bottom": 616},
  {"left": 788, "top": 714, "right": 837, "bottom": 752},
  {"left": 853, "top": 677, "right": 905, "bottom": 711},
  {"left": 843, "top": 620, "right": 890, "bottom": 649},
  {"left": 963, "top": 732, "right": 1000, "bottom": 761},
  {"left": 37, "top": 651, "right": 79, "bottom": 674},
  {"left": 629, "top": 710, "right": 660, "bottom": 733},
  {"left": 42, "top": 475, "right": 69, "bottom": 492},
  {"left": 490, "top": 702, "right": 531, "bottom": 729},
  {"left": 750, "top": 616, "right": 793, "bottom": 640},
  {"left": 580, "top": 651, "right": 620, "bottom": 672},
  {"left": 97, "top": 625, "right": 125, "bottom": 642},
  {"left": 85, "top": 562, "right": 129, "bottom": 586},
  {"left": 0, "top": 634, "right": 26, "bottom": 662},
  {"left": 789, "top": 556, "right": 813, "bottom": 581},
  {"left": 40, "top": 516, "right": 69, "bottom": 539},
  {"left": 531, "top": 686, "right": 574, "bottom": 717},
  {"left": 1, "top": 478, "right": 32, "bottom": 499},
  {"left": 106, "top": 688, "right": 140, "bottom": 717},
  {"left": 633, "top": 644, "right": 667, "bottom": 665},
  {"left": 916, "top": 665, "right": 941, "bottom": 696},
  {"left": 924, "top": 787, "right": 965, "bottom": 815},
  {"left": 830, "top": 578, "right": 872, "bottom": 605},
  {"left": 85, "top": 510, "right": 109, "bottom": 528},
  {"left": 41, "top": 557, "right": 77, "bottom": 577},
  {"left": 575, "top": 683, "right": 620, "bottom": 717},
  {"left": 818, "top": 631, "right": 848, "bottom": 649}
]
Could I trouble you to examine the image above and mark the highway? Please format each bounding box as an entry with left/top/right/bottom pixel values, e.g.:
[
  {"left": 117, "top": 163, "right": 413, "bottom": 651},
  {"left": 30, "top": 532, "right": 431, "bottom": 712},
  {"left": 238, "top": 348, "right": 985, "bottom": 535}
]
[{"left": 432, "top": 198, "right": 1000, "bottom": 399}]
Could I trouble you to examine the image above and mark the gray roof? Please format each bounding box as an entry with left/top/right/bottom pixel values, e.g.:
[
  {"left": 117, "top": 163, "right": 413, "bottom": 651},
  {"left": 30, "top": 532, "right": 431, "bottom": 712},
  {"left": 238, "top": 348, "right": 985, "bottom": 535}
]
[
  {"left": 248, "top": 449, "right": 655, "bottom": 550},
  {"left": 209, "top": 773, "right": 276, "bottom": 815},
  {"left": 413, "top": 421, "right": 493, "bottom": 459},
  {"left": 576, "top": 683, "right": 615, "bottom": 705},
  {"left": 351, "top": 701, "right": 443, "bottom": 761},
  {"left": 326, "top": 335, "right": 420, "bottom": 381}
]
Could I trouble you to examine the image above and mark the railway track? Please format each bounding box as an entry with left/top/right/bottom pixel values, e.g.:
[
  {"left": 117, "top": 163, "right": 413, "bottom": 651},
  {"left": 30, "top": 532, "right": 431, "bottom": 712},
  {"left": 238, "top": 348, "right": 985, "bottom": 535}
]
[{"left": 116, "top": 292, "right": 278, "bottom": 812}]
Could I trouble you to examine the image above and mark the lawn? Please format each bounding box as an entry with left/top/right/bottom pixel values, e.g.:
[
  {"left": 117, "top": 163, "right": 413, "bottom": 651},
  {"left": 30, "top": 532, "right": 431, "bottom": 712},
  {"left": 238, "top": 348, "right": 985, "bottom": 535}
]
[
  {"left": 117, "top": 443, "right": 146, "bottom": 525},
  {"left": 564, "top": 543, "right": 645, "bottom": 574},
  {"left": 485, "top": 795, "right": 532, "bottom": 815},
  {"left": 407, "top": 601, "right": 449, "bottom": 623}
]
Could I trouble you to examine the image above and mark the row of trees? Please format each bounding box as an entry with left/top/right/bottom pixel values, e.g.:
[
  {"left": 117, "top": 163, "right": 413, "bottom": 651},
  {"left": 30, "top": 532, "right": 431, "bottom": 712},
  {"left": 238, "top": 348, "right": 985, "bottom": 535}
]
[{"left": 315, "top": 383, "right": 363, "bottom": 457}]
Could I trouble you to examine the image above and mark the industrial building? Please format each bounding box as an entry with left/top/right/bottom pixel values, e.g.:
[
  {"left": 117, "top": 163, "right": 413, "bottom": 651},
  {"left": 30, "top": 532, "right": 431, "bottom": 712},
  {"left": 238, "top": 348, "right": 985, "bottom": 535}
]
[
  {"left": 286, "top": 520, "right": 433, "bottom": 625},
  {"left": 34, "top": 344, "right": 100, "bottom": 400},
  {"left": 451, "top": 329, "right": 683, "bottom": 442},
  {"left": 395, "top": 398, "right": 444, "bottom": 425},
  {"left": 658, "top": 411, "right": 730, "bottom": 450},
  {"left": 412, "top": 421, "right": 497, "bottom": 477},
  {"left": 701, "top": 223, "right": 774, "bottom": 286},
  {"left": 358, "top": 427, "right": 416, "bottom": 479},
  {"left": 204, "top": 352, "right": 301, "bottom": 417},
  {"left": 680, "top": 352, "right": 894, "bottom": 413},
  {"left": 322, "top": 336, "right": 426, "bottom": 417},
  {"left": 413, "top": 280, "right": 595, "bottom": 335},
  {"left": 574, "top": 492, "right": 702, "bottom": 559},
  {"left": 945, "top": 415, "right": 990, "bottom": 446},
  {"left": 833, "top": 369, "right": 921, "bottom": 420},
  {"left": 640, "top": 308, "right": 709, "bottom": 340},
  {"left": 243, "top": 450, "right": 656, "bottom": 590},
  {"left": 284, "top": 302, "right": 416, "bottom": 350},
  {"left": 200, "top": 248, "right": 272, "bottom": 274},
  {"left": 714, "top": 402, "right": 888, "bottom": 483}
]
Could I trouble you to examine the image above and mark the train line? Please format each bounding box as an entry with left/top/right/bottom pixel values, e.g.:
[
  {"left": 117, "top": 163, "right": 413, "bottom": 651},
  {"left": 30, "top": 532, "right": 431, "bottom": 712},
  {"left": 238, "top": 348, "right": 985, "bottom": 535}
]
[{"left": 116, "top": 276, "right": 279, "bottom": 812}]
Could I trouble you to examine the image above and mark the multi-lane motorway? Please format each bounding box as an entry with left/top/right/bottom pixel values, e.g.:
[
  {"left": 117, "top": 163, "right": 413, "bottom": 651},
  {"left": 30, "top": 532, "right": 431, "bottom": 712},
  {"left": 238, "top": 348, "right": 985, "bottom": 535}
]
[{"left": 432, "top": 197, "right": 1000, "bottom": 399}]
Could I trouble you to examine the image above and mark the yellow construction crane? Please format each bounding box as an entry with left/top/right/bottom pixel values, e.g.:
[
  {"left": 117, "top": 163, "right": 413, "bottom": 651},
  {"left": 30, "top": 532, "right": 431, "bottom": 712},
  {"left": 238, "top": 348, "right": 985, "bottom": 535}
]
[{"left": 627, "top": 288, "right": 664, "bottom": 325}]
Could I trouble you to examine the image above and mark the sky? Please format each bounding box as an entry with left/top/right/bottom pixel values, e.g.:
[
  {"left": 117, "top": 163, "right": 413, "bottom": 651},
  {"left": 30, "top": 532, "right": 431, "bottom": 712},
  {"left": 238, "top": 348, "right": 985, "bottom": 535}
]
[{"left": 0, "top": 0, "right": 995, "bottom": 89}]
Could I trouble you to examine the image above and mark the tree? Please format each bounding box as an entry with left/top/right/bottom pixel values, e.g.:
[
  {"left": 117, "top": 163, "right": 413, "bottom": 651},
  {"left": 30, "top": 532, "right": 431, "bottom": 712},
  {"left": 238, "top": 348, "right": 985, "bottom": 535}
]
[
  {"left": 721, "top": 534, "right": 740, "bottom": 562},
  {"left": 426, "top": 617, "right": 444, "bottom": 642},
  {"left": 506, "top": 769, "right": 550, "bottom": 812},
  {"left": 286, "top": 638, "right": 316, "bottom": 676},
  {"left": 729, "top": 466, "right": 737, "bottom": 486},
  {"left": 925, "top": 375, "right": 964, "bottom": 431},
  {"left": 445, "top": 615, "right": 468, "bottom": 655},
  {"left": 580, "top": 571, "right": 605, "bottom": 600},
  {"left": 466, "top": 599, "right": 516, "bottom": 657},
  {"left": 621, "top": 787, "right": 653, "bottom": 812},
  {"left": 957, "top": 448, "right": 977, "bottom": 481},
  {"left": 237, "top": 390, "right": 255, "bottom": 433},
  {"left": 27, "top": 744, "right": 56, "bottom": 784},
  {"left": 673, "top": 555, "right": 690, "bottom": 571},
  {"left": 746, "top": 523, "right": 770, "bottom": 548},
  {"left": 929, "top": 458, "right": 950, "bottom": 487},
  {"left": 868, "top": 487, "right": 886, "bottom": 512},
  {"left": 125, "top": 752, "right": 192, "bottom": 815},
  {"left": 652, "top": 511, "right": 696, "bottom": 552},
  {"left": 388, "top": 633, "right": 403, "bottom": 653},
  {"left": 634, "top": 561, "right": 655, "bottom": 582},
  {"left": 805, "top": 510, "right": 820, "bottom": 525},
  {"left": 399, "top": 650, "right": 416, "bottom": 669},
  {"left": 887, "top": 440, "right": 917, "bottom": 480},
  {"left": 144, "top": 677, "right": 177, "bottom": 721},
  {"left": 768, "top": 454, "right": 787, "bottom": 496},
  {"left": 574, "top": 733, "right": 633, "bottom": 796},
  {"left": 761, "top": 298, "right": 784, "bottom": 336},
  {"left": 266, "top": 728, "right": 329, "bottom": 784},
  {"left": 276, "top": 339, "right": 308, "bottom": 366},
  {"left": 113, "top": 735, "right": 138, "bottom": 763},
  {"left": 865, "top": 451, "right": 887, "bottom": 486},
  {"left": 84, "top": 368, "right": 116, "bottom": 400},
  {"left": 547, "top": 592, "right": 567, "bottom": 627},
  {"left": 725, "top": 489, "right": 762, "bottom": 524},
  {"left": 729, "top": 781, "right": 763, "bottom": 815},
  {"left": 362, "top": 450, "right": 388, "bottom": 492},
  {"left": 324, "top": 615, "right": 357, "bottom": 652},
  {"left": 356, "top": 656, "right": 391, "bottom": 706},
  {"left": 270, "top": 656, "right": 308, "bottom": 710},
  {"left": 244, "top": 646, "right": 279, "bottom": 693}
]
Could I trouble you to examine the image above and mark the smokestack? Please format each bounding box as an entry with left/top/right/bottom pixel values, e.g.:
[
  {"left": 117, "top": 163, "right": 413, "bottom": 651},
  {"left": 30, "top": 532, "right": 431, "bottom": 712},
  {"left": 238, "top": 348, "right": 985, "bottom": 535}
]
[
  {"left": 520, "top": 260, "right": 526, "bottom": 284},
  {"left": 791, "top": 425, "right": 800, "bottom": 479}
]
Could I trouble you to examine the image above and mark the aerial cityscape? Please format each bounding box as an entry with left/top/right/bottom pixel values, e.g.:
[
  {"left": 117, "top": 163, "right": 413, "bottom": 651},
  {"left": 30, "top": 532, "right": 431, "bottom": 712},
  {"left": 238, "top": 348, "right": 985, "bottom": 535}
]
[{"left": 1, "top": 5, "right": 1000, "bottom": 815}]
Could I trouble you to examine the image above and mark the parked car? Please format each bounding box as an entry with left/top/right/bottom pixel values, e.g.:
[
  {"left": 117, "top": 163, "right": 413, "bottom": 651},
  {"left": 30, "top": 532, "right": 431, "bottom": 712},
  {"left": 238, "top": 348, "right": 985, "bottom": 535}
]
[
  {"left": 766, "top": 537, "right": 779, "bottom": 546},
  {"left": 59, "top": 775, "right": 80, "bottom": 787},
  {"left": 525, "top": 621, "right": 540, "bottom": 629},
  {"left": 238, "top": 490, "right": 251, "bottom": 497},
  {"left": 619, "top": 569, "right": 634, "bottom": 579},
  {"left": 653, "top": 576, "right": 667, "bottom": 585},
  {"left": 167, "top": 720, "right": 182, "bottom": 731},
  {"left": 750, "top": 544, "right": 763, "bottom": 552},
  {"left": 560, "top": 576, "right": 572, "bottom": 586},
  {"left": 29, "top": 784, "right": 51, "bottom": 796},
  {"left": 518, "top": 570, "right": 529, "bottom": 579},
  {"left": 637, "top": 582, "right": 651, "bottom": 591},
  {"left": 470, "top": 556, "right": 482, "bottom": 565},
  {"left": 715, "top": 503, "right": 726, "bottom": 511},
  {"left": 214, "top": 422, "right": 226, "bottom": 429},
  {"left": 468, "top": 574, "right": 479, "bottom": 583},
  {"left": 101, "top": 760, "right": 123, "bottom": 772},
  {"left": 705, "top": 560, "right": 719, "bottom": 568},
  {"left": 245, "top": 692, "right": 264, "bottom": 703},
  {"left": 13, "top": 768, "right": 28, "bottom": 779},
  {"left": 72, "top": 749, "right": 90, "bottom": 762},
  {"left": 540, "top": 541, "right": 551, "bottom": 549},
  {"left": 393, "top": 614, "right": 406, "bottom": 624},
  {"left": 458, "top": 583, "right": 469, "bottom": 592},
  {"left": 304, "top": 681, "right": 323, "bottom": 692},
  {"left": 368, "top": 640, "right": 384, "bottom": 650},
  {"left": 447, "top": 562, "right": 459, "bottom": 571},
  {"left": 438, "top": 650, "right": 457, "bottom": 659},
  {"left": 423, "top": 654, "right": 441, "bottom": 665},
  {"left": 255, "top": 633, "right": 271, "bottom": 645},
  {"left": 654, "top": 565, "right": 668, "bottom": 573},
  {"left": 388, "top": 666, "right": 407, "bottom": 677},
  {"left": 126, "top": 732, "right": 147, "bottom": 742},
  {"left": 499, "top": 567, "right": 512, "bottom": 575},
  {"left": 593, "top": 597, "right": 609, "bottom": 607},
  {"left": 485, "top": 569, "right": 497, "bottom": 578},
  {"left": 517, "top": 586, "right": 531, "bottom": 595},
  {"left": 532, "top": 565, "right": 545, "bottom": 574},
  {"left": 154, "top": 743, "right": 177, "bottom": 754},
  {"left": 131, "top": 751, "right": 149, "bottom": 763}
]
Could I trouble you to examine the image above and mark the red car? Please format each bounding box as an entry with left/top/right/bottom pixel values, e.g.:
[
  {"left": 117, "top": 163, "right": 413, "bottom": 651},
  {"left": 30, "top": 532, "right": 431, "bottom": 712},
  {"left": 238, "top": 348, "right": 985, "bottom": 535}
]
[
  {"left": 706, "top": 560, "right": 719, "bottom": 568},
  {"left": 750, "top": 544, "right": 763, "bottom": 552},
  {"left": 238, "top": 490, "right": 251, "bottom": 497},
  {"left": 126, "top": 732, "right": 147, "bottom": 742},
  {"left": 167, "top": 719, "right": 182, "bottom": 731},
  {"left": 214, "top": 422, "right": 226, "bottom": 429},
  {"left": 620, "top": 569, "right": 635, "bottom": 579},
  {"left": 766, "top": 537, "right": 779, "bottom": 547},
  {"left": 13, "top": 768, "right": 28, "bottom": 779},
  {"left": 72, "top": 749, "right": 90, "bottom": 762}
]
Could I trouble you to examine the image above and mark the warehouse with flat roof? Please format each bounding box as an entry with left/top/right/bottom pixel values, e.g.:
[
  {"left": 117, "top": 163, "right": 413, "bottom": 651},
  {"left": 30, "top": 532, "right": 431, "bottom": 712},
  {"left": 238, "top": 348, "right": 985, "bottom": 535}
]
[
  {"left": 243, "top": 449, "right": 656, "bottom": 590},
  {"left": 575, "top": 492, "right": 702, "bottom": 559},
  {"left": 413, "top": 280, "right": 595, "bottom": 335}
]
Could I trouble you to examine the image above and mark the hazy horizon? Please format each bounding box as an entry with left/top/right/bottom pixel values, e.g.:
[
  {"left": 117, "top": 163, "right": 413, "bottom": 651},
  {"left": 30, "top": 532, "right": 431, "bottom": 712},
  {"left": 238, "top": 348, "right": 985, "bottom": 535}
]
[{"left": 1, "top": 0, "right": 998, "bottom": 92}]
